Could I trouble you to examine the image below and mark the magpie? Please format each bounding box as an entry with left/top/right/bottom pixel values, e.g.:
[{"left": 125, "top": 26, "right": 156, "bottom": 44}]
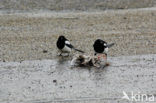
[
  {"left": 56, "top": 35, "right": 84, "bottom": 56},
  {"left": 93, "top": 39, "right": 115, "bottom": 56}
]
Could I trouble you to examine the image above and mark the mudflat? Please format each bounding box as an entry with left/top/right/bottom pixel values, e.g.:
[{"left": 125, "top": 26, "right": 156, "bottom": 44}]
[{"left": 0, "top": 8, "right": 156, "bottom": 62}]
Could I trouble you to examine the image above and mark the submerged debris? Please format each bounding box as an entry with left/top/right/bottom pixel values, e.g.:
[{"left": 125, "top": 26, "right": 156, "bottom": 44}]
[
  {"left": 53, "top": 80, "right": 57, "bottom": 83},
  {"left": 43, "top": 50, "right": 48, "bottom": 53}
]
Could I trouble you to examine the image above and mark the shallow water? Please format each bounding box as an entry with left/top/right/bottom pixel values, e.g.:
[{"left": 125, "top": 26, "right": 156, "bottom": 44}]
[{"left": 0, "top": 54, "right": 156, "bottom": 103}]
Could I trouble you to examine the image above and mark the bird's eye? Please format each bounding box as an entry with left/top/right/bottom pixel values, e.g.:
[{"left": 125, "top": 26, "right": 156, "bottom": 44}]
[{"left": 104, "top": 43, "right": 107, "bottom": 46}]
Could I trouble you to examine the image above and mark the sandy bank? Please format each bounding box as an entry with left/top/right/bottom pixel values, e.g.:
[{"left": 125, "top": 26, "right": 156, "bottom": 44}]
[{"left": 0, "top": 8, "right": 156, "bottom": 62}]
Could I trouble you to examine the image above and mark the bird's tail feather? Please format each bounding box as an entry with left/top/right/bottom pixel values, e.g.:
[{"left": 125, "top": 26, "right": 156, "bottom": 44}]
[
  {"left": 107, "top": 43, "right": 115, "bottom": 48},
  {"left": 74, "top": 48, "right": 85, "bottom": 53}
]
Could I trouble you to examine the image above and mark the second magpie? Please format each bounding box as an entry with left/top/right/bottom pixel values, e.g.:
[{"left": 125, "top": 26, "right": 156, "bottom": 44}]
[{"left": 93, "top": 39, "right": 114, "bottom": 55}]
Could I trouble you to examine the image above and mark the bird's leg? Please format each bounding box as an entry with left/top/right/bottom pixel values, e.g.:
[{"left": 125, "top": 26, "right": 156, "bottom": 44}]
[
  {"left": 58, "top": 51, "right": 62, "bottom": 56},
  {"left": 94, "top": 53, "right": 97, "bottom": 56}
]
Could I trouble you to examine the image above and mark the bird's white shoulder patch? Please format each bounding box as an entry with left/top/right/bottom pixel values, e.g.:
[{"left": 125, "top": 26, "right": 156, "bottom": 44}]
[
  {"left": 104, "top": 43, "right": 107, "bottom": 46},
  {"left": 65, "top": 40, "right": 70, "bottom": 45}
]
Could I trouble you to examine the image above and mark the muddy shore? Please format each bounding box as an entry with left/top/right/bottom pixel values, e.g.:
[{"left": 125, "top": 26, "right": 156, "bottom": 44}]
[{"left": 0, "top": 8, "right": 156, "bottom": 62}]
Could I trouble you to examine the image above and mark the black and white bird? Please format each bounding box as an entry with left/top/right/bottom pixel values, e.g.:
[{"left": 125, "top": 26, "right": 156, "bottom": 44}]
[
  {"left": 56, "top": 35, "right": 84, "bottom": 56},
  {"left": 93, "top": 39, "right": 115, "bottom": 56}
]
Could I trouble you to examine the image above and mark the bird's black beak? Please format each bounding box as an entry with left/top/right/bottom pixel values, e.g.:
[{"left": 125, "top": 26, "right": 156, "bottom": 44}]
[{"left": 107, "top": 43, "right": 115, "bottom": 48}]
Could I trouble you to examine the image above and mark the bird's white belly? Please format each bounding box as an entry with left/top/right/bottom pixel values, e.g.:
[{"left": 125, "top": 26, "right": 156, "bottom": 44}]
[
  {"left": 104, "top": 47, "right": 108, "bottom": 53},
  {"left": 62, "top": 45, "right": 72, "bottom": 53}
]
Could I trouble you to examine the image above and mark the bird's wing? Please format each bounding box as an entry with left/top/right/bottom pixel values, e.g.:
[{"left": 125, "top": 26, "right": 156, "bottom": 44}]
[
  {"left": 65, "top": 40, "right": 74, "bottom": 48},
  {"left": 65, "top": 40, "right": 85, "bottom": 53}
]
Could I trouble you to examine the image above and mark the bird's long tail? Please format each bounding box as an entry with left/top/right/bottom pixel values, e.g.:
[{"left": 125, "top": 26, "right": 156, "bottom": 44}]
[
  {"left": 107, "top": 43, "right": 115, "bottom": 48},
  {"left": 74, "top": 48, "right": 85, "bottom": 53}
]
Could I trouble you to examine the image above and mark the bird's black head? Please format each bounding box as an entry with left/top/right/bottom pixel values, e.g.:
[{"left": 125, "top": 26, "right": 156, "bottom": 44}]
[
  {"left": 57, "top": 35, "right": 67, "bottom": 49},
  {"left": 93, "top": 39, "right": 107, "bottom": 47},
  {"left": 93, "top": 39, "right": 108, "bottom": 54},
  {"left": 58, "top": 35, "right": 67, "bottom": 42}
]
